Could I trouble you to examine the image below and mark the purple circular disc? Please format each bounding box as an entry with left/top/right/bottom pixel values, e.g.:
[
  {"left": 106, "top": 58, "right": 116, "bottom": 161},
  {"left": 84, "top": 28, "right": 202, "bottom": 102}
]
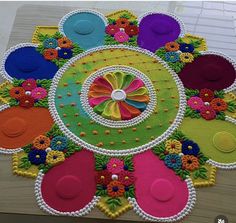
[{"left": 138, "top": 13, "right": 182, "bottom": 52}]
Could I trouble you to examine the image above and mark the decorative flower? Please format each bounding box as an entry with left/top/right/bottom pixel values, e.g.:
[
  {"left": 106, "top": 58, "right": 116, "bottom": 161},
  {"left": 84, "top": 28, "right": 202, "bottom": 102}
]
[
  {"left": 95, "top": 170, "right": 112, "bottom": 185},
  {"left": 200, "top": 106, "right": 216, "bottom": 120},
  {"left": 182, "top": 155, "right": 199, "bottom": 171},
  {"left": 58, "top": 48, "right": 73, "bottom": 59},
  {"left": 199, "top": 88, "right": 214, "bottom": 102},
  {"left": 88, "top": 71, "right": 150, "bottom": 121},
  {"left": 9, "top": 87, "right": 25, "bottom": 99},
  {"left": 46, "top": 150, "right": 65, "bottom": 166},
  {"left": 210, "top": 98, "right": 228, "bottom": 112},
  {"left": 180, "top": 53, "right": 194, "bottom": 63},
  {"left": 114, "top": 31, "right": 129, "bottom": 43},
  {"left": 57, "top": 37, "right": 73, "bottom": 48},
  {"left": 107, "top": 180, "right": 125, "bottom": 197},
  {"left": 28, "top": 149, "right": 47, "bottom": 165},
  {"left": 43, "top": 38, "right": 58, "bottom": 49},
  {"left": 50, "top": 136, "right": 68, "bottom": 151},
  {"left": 119, "top": 171, "right": 135, "bottom": 186},
  {"left": 187, "top": 96, "right": 204, "bottom": 110},
  {"left": 179, "top": 43, "right": 194, "bottom": 53},
  {"left": 165, "top": 52, "right": 180, "bottom": 63},
  {"left": 165, "top": 42, "right": 180, "bottom": 52},
  {"left": 116, "top": 18, "right": 130, "bottom": 28},
  {"left": 165, "top": 139, "right": 182, "bottom": 154},
  {"left": 164, "top": 154, "right": 182, "bottom": 169},
  {"left": 107, "top": 158, "right": 124, "bottom": 174},
  {"left": 22, "top": 79, "right": 37, "bottom": 91},
  {"left": 124, "top": 25, "right": 139, "bottom": 36},
  {"left": 33, "top": 135, "right": 51, "bottom": 150},
  {"left": 19, "top": 95, "right": 35, "bottom": 108},
  {"left": 182, "top": 140, "right": 200, "bottom": 156},
  {"left": 105, "top": 24, "right": 120, "bottom": 35},
  {"left": 31, "top": 87, "right": 47, "bottom": 100},
  {"left": 43, "top": 49, "right": 58, "bottom": 60}
]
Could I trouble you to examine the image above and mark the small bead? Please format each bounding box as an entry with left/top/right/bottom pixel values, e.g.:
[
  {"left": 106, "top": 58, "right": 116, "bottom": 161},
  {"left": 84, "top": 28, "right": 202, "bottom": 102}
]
[
  {"left": 132, "top": 128, "right": 137, "bottom": 132},
  {"left": 77, "top": 122, "right": 81, "bottom": 126},
  {"left": 80, "top": 132, "right": 86, "bottom": 137},
  {"left": 90, "top": 120, "right": 95, "bottom": 124},
  {"left": 118, "top": 129, "right": 123, "bottom": 134},
  {"left": 74, "top": 113, "right": 79, "bottom": 117},
  {"left": 110, "top": 141, "right": 115, "bottom": 145},
  {"left": 146, "top": 125, "right": 151, "bottom": 129},
  {"left": 63, "top": 83, "right": 68, "bottom": 87},
  {"left": 135, "top": 138, "right": 140, "bottom": 142},
  {"left": 92, "top": 130, "right": 98, "bottom": 135},
  {"left": 122, "top": 140, "right": 126, "bottom": 144},
  {"left": 66, "top": 123, "right": 70, "bottom": 127},
  {"left": 63, "top": 114, "right": 67, "bottom": 117},
  {"left": 97, "top": 142, "right": 104, "bottom": 147},
  {"left": 164, "top": 108, "right": 168, "bottom": 112},
  {"left": 105, "top": 130, "right": 110, "bottom": 135},
  {"left": 67, "top": 92, "right": 72, "bottom": 96}
]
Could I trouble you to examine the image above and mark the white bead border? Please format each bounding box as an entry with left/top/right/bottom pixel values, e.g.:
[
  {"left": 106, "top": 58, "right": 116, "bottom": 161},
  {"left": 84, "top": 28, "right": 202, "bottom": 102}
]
[
  {"left": 0, "top": 43, "right": 39, "bottom": 83},
  {"left": 58, "top": 9, "right": 108, "bottom": 37},
  {"left": 137, "top": 11, "right": 186, "bottom": 38},
  {"left": 0, "top": 104, "right": 23, "bottom": 154},
  {"left": 48, "top": 45, "right": 186, "bottom": 156},
  {"left": 200, "top": 51, "right": 236, "bottom": 93},
  {"left": 35, "top": 171, "right": 100, "bottom": 216},
  {"left": 128, "top": 178, "right": 196, "bottom": 222},
  {"left": 80, "top": 65, "right": 157, "bottom": 128}
]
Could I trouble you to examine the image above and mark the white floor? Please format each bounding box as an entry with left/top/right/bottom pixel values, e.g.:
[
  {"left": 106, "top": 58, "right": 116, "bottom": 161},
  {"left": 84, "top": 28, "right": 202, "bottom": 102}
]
[{"left": 0, "top": 1, "right": 236, "bottom": 62}]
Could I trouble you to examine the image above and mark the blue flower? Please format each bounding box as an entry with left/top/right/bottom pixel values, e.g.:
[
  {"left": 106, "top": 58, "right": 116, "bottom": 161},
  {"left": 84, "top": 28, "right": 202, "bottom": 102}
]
[
  {"left": 58, "top": 48, "right": 73, "bottom": 59},
  {"left": 182, "top": 140, "right": 200, "bottom": 156},
  {"left": 43, "top": 38, "right": 58, "bottom": 49},
  {"left": 179, "top": 43, "right": 194, "bottom": 53},
  {"left": 51, "top": 136, "right": 68, "bottom": 151},
  {"left": 28, "top": 149, "right": 47, "bottom": 165},
  {"left": 164, "top": 154, "right": 182, "bottom": 169},
  {"left": 165, "top": 52, "right": 180, "bottom": 63}
]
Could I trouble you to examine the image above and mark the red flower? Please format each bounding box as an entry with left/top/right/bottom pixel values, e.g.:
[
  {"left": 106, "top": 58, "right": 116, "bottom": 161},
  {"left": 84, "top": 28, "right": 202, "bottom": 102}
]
[
  {"left": 43, "top": 49, "right": 58, "bottom": 60},
  {"left": 210, "top": 98, "right": 228, "bottom": 112},
  {"left": 22, "top": 79, "right": 37, "bottom": 91},
  {"left": 118, "top": 171, "right": 135, "bottom": 186},
  {"left": 199, "top": 88, "right": 214, "bottom": 102},
  {"left": 200, "top": 106, "right": 216, "bottom": 120},
  {"left": 116, "top": 18, "right": 130, "bottom": 28},
  {"left": 105, "top": 24, "right": 120, "bottom": 35},
  {"left": 19, "top": 95, "right": 35, "bottom": 108},
  {"left": 124, "top": 25, "right": 139, "bottom": 36},
  {"left": 95, "top": 170, "right": 112, "bottom": 185},
  {"left": 107, "top": 180, "right": 125, "bottom": 197},
  {"left": 9, "top": 87, "right": 25, "bottom": 99}
]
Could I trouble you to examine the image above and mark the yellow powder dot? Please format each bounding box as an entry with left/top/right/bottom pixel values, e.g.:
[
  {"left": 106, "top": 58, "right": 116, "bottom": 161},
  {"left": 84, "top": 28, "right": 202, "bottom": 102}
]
[
  {"left": 113, "top": 164, "right": 117, "bottom": 168},
  {"left": 66, "top": 123, "right": 70, "bottom": 127},
  {"left": 105, "top": 130, "right": 110, "bottom": 135},
  {"left": 36, "top": 155, "right": 40, "bottom": 158},
  {"left": 204, "top": 93, "right": 208, "bottom": 97},
  {"left": 151, "top": 136, "right": 155, "bottom": 140},
  {"left": 63, "top": 114, "right": 67, "bottom": 117},
  {"left": 25, "top": 100, "right": 29, "bottom": 103},
  {"left": 188, "top": 146, "right": 192, "bottom": 150},
  {"left": 161, "top": 98, "right": 165, "bottom": 102},
  {"left": 132, "top": 128, "right": 137, "bottom": 132},
  {"left": 92, "top": 130, "right": 98, "bottom": 135},
  {"left": 122, "top": 140, "right": 126, "bottom": 144},
  {"left": 97, "top": 142, "right": 103, "bottom": 147},
  {"left": 135, "top": 138, "right": 140, "bottom": 142},
  {"left": 206, "top": 111, "right": 210, "bottom": 114},
  {"left": 146, "top": 126, "right": 151, "bottom": 129},
  {"left": 90, "top": 120, "right": 95, "bottom": 124},
  {"left": 100, "top": 176, "right": 105, "bottom": 179},
  {"left": 164, "top": 108, "right": 168, "bottom": 112},
  {"left": 194, "top": 101, "right": 198, "bottom": 105},
  {"left": 77, "top": 122, "right": 81, "bottom": 126},
  {"left": 118, "top": 129, "right": 123, "bottom": 134},
  {"left": 110, "top": 142, "right": 115, "bottom": 145},
  {"left": 125, "top": 176, "right": 129, "bottom": 180},
  {"left": 67, "top": 92, "right": 72, "bottom": 96}
]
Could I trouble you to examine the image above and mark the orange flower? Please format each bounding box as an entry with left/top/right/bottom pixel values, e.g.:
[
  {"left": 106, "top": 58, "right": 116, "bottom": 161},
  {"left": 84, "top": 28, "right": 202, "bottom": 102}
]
[
  {"left": 43, "top": 49, "right": 58, "bottom": 60},
  {"left": 210, "top": 98, "right": 228, "bottom": 112},
  {"left": 58, "top": 37, "right": 73, "bottom": 48},
  {"left": 165, "top": 42, "right": 180, "bottom": 52},
  {"left": 107, "top": 180, "right": 125, "bottom": 197},
  {"left": 182, "top": 155, "right": 199, "bottom": 171},
  {"left": 33, "top": 135, "right": 51, "bottom": 150},
  {"left": 116, "top": 18, "right": 130, "bottom": 28},
  {"left": 9, "top": 87, "right": 25, "bottom": 99}
]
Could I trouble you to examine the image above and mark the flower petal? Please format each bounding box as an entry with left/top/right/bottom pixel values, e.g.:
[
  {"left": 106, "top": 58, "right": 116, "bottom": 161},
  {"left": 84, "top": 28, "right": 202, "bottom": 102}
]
[
  {"left": 93, "top": 100, "right": 111, "bottom": 114},
  {"left": 89, "top": 83, "right": 112, "bottom": 94},
  {"left": 127, "top": 87, "right": 148, "bottom": 97},
  {"left": 125, "top": 99, "right": 147, "bottom": 111},
  {"left": 124, "top": 78, "right": 144, "bottom": 93},
  {"left": 102, "top": 101, "right": 121, "bottom": 120},
  {"left": 93, "top": 77, "right": 113, "bottom": 91},
  {"left": 88, "top": 91, "right": 111, "bottom": 98},
  {"left": 89, "top": 96, "right": 111, "bottom": 107},
  {"left": 121, "top": 73, "right": 135, "bottom": 89},
  {"left": 126, "top": 95, "right": 150, "bottom": 103},
  {"left": 119, "top": 101, "right": 141, "bottom": 118},
  {"left": 118, "top": 101, "right": 132, "bottom": 120},
  {"left": 103, "top": 72, "right": 118, "bottom": 89},
  {"left": 114, "top": 71, "right": 125, "bottom": 89}
]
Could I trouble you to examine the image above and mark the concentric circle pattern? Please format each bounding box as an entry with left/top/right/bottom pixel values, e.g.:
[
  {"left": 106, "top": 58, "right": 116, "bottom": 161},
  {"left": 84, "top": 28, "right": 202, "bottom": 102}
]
[{"left": 49, "top": 46, "right": 186, "bottom": 155}]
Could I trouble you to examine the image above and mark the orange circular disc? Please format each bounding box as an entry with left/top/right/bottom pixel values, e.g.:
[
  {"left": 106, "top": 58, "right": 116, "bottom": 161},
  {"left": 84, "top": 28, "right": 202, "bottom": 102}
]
[{"left": 0, "top": 106, "right": 53, "bottom": 150}]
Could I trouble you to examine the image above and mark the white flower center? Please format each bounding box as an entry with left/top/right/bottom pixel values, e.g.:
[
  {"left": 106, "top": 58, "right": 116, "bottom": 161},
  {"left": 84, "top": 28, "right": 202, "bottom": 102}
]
[
  {"left": 112, "top": 174, "right": 118, "bottom": 180},
  {"left": 111, "top": 89, "right": 126, "bottom": 101}
]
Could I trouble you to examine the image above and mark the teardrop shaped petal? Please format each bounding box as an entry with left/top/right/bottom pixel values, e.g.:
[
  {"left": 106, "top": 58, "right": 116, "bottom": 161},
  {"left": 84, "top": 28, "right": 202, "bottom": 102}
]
[
  {"left": 103, "top": 72, "right": 118, "bottom": 89},
  {"left": 119, "top": 101, "right": 141, "bottom": 118},
  {"left": 125, "top": 99, "right": 147, "bottom": 111},
  {"left": 93, "top": 77, "right": 113, "bottom": 91},
  {"left": 124, "top": 78, "right": 144, "bottom": 93},
  {"left": 89, "top": 96, "right": 110, "bottom": 107},
  {"left": 127, "top": 95, "right": 150, "bottom": 103}
]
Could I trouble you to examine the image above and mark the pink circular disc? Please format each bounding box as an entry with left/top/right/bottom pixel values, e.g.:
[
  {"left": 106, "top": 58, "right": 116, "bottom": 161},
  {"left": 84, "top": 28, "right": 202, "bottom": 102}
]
[
  {"left": 150, "top": 178, "right": 175, "bottom": 202},
  {"left": 56, "top": 175, "right": 81, "bottom": 199}
]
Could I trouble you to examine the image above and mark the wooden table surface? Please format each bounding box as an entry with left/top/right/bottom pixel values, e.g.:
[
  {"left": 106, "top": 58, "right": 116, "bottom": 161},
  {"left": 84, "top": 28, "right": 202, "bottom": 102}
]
[{"left": 0, "top": 4, "right": 236, "bottom": 223}]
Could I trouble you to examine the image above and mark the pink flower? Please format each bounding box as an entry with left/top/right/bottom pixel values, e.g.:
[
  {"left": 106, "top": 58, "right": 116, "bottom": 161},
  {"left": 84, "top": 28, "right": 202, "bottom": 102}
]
[
  {"left": 105, "top": 24, "right": 120, "bottom": 35},
  {"left": 200, "top": 106, "right": 216, "bottom": 120},
  {"left": 187, "top": 96, "right": 204, "bottom": 110},
  {"left": 107, "top": 158, "right": 124, "bottom": 174},
  {"left": 22, "top": 79, "right": 37, "bottom": 91},
  {"left": 119, "top": 171, "right": 135, "bottom": 186},
  {"left": 31, "top": 87, "right": 48, "bottom": 100},
  {"left": 114, "top": 31, "right": 129, "bottom": 43}
]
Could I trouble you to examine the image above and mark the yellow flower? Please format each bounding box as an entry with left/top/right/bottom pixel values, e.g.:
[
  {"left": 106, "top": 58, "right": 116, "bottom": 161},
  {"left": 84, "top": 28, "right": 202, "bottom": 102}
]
[
  {"left": 46, "top": 150, "right": 65, "bottom": 166},
  {"left": 165, "top": 139, "right": 182, "bottom": 154},
  {"left": 180, "top": 53, "right": 194, "bottom": 63}
]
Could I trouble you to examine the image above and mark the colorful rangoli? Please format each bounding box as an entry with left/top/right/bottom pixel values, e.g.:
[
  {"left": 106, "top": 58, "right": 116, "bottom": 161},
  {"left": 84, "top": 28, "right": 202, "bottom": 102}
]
[{"left": 0, "top": 9, "right": 236, "bottom": 222}]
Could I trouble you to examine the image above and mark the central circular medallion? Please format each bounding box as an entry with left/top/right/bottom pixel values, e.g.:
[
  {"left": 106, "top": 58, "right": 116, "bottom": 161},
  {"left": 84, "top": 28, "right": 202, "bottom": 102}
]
[
  {"left": 111, "top": 89, "right": 126, "bottom": 101},
  {"left": 81, "top": 66, "right": 156, "bottom": 128}
]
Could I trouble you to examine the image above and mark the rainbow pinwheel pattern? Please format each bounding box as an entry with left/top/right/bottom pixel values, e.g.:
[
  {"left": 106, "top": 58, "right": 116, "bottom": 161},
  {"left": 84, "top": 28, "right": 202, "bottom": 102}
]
[{"left": 88, "top": 71, "right": 150, "bottom": 121}]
